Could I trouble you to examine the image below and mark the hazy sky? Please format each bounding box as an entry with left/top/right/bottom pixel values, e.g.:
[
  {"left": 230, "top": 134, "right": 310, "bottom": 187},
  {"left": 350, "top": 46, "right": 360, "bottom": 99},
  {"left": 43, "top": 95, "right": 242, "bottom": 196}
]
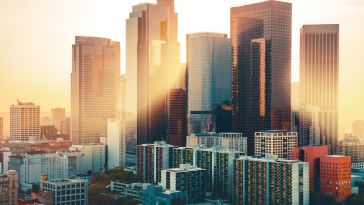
[{"left": 1, "top": 0, "right": 364, "bottom": 133}]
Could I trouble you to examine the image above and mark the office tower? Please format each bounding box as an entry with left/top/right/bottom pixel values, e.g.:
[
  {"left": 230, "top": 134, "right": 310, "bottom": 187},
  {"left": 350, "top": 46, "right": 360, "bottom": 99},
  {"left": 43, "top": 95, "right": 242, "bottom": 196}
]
[
  {"left": 233, "top": 155, "right": 309, "bottom": 205},
  {"left": 51, "top": 108, "right": 66, "bottom": 132},
  {"left": 40, "top": 125, "right": 57, "bottom": 139},
  {"left": 337, "top": 134, "right": 364, "bottom": 169},
  {"left": 71, "top": 36, "right": 120, "bottom": 145},
  {"left": 172, "top": 147, "right": 194, "bottom": 168},
  {"left": 0, "top": 170, "right": 18, "bottom": 205},
  {"left": 126, "top": 0, "right": 180, "bottom": 145},
  {"left": 0, "top": 148, "right": 11, "bottom": 174},
  {"left": 320, "top": 155, "right": 351, "bottom": 202},
  {"left": 60, "top": 117, "right": 70, "bottom": 135},
  {"left": 70, "top": 144, "right": 106, "bottom": 173},
  {"left": 0, "top": 117, "right": 3, "bottom": 141},
  {"left": 40, "top": 178, "right": 88, "bottom": 205},
  {"left": 186, "top": 33, "right": 232, "bottom": 134},
  {"left": 254, "top": 130, "right": 298, "bottom": 159},
  {"left": 292, "top": 145, "right": 328, "bottom": 192},
  {"left": 231, "top": 1, "right": 292, "bottom": 155},
  {"left": 167, "top": 88, "right": 187, "bottom": 147},
  {"left": 161, "top": 164, "right": 206, "bottom": 204},
  {"left": 137, "top": 141, "right": 175, "bottom": 183},
  {"left": 300, "top": 24, "right": 339, "bottom": 153},
  {"left": 187, "top": 132, "right": 247, "bottom": 154},
  {"left": 353, "top": 120, "right": 364, "bottom": 139},
  {"left": 292, "top": 106, "right": 321, "bottom": 147},
  {"left": 107, "top": 119, "right": 126, "bottom": 169},
  {"left": 291, "top": 82, "right": 300, "bottom": 111},
  {"left": 10, "top": 101, "right": 40, "bottom": 141}
]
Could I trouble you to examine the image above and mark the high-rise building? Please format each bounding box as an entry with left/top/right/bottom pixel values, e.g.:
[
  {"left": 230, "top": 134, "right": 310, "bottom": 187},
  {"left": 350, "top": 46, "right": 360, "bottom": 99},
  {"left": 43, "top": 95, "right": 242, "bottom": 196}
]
[
  {"left": 186, "top": 32, "right": 232, "bottom": 134},
  {"left": 0, "top": 117, "right": 3, "bottom": 141},
  {"left": 187, "top": 132, "right": 247, "bottom": 154},
  {"left": 51, "top": 108, "right": 66, "bottom": 132},
  {"left": 233, "top": 155, "right": 309, "bottom": 205},
  {"left": 0, "top": 170, "right": 18, "bottom": 205},
  {"left": 40, "top": 178, "right": 88, "bottom": 205},
  {"left": 231, "top": 1, "right": 292, "bottom": 155},
  {"left": 292, "top": 145, "right": 328, "bottom": 192},
  {"left": 300, "top": 24, "right": 339, "bottom": 153},
  {"left": 167, "top": 88, "right": 187, "bottom": 147},
  {"left": 320, "top": 155, "right": 351, "bottom": 202},
  {"left": 353, "top": 120, "right": 364, "bottom": 140},
  {"left": 137, "top": 141, "right": 175, "bottom": 183},
  {"left": 40, "top": 125, "right": 57, "bottom": 139},
  {"left": 60, "top": 117, "right": 71, "bottom": 135},
  {"left": 291, "top": 82, "right": 300, "bottom": 111},
  {"left": 337, "top": 134, "right": 364, "bottom": 169},
  {"left": 107, "top": 119, "right": 126, "bottom": 169},
  {"left": 254, "top": 130, "right": 298, "bottom": 159},
  {"left": 292, "top": 106, "right": 321, "bottom": 147},
  {"left": 71, "top": 36, "right": 120, "bottom": 145},
  {"left": 0, "top": 148, "right": 11, "bottom": 174},
  {"left": 126, "top": 0, "right": 180, "bottom": 145},
  {"left": 172, "top": 147, "right": 194, "bottom": 168},
  {"left": 10, "top": 101, "right": 40, "bottom": 141},
  {"left": 161, "top": 164, "right": 206, "bottom": 204}
]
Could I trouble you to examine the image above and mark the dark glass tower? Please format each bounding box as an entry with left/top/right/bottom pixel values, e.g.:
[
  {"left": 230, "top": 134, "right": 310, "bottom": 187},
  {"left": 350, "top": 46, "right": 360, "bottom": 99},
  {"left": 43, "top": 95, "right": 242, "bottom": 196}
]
[{"left": 231, "top": 0, "right": 292, "bottom": 155}]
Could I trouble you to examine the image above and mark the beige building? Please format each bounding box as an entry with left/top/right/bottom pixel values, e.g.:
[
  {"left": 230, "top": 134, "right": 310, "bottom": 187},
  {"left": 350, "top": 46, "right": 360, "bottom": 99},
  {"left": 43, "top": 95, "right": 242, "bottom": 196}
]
[
  {"left": 10, "top": 101, "right": 40, "bottom": 141},
  {"left": 71, "top": 36, "right": 120, "bottom": 145},
  {"left": 255, "top": 130, "right": 298, "bottom": 159},
  {"left": 51, "top": 108, "right": 66, "bottom": 132},
  {"left": 0, "top": 170, "right": 19, "bottom": 205}
]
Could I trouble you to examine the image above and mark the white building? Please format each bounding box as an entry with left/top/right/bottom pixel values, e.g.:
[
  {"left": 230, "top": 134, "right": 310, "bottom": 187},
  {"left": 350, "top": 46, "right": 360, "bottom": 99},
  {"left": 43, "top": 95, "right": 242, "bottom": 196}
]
[
  {"left": 41, "top": 178, "right": 88, "bottom": 205},
  {"left": 187, "top": 132, "right": 247, "bottom": 154},
  {"left": 0, "top": 148, "right": 11, "bottom": 174},
  {"left": 255, "top": 130, "right": 298, "bottom": 159},
  {"left": 10, "top": 101, "right": 40, "bottom": 141},
  {"left": 107, "top": 119, "right": 126, "bottom": 170},
  {"left": 70, "top": 144, "right": 106, "bottom": 173}
]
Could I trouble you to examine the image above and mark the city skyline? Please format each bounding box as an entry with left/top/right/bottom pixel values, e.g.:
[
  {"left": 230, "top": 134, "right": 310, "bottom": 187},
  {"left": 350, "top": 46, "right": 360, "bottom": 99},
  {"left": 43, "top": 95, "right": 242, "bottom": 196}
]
[{"left": 1, "top": 0, "right": 363, "bottom": 134}]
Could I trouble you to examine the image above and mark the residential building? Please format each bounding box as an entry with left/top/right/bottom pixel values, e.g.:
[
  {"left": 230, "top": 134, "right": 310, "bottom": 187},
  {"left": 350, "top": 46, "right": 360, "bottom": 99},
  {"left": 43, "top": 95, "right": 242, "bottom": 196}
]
[
  {"left": 292, "top": 145, "right": 328, "bottom": 192},
  {"left": 233, "top": 155, "right": 309, "bottom": 205},
  {"left": 10, "top": 101, "right": 40, "bottom": 141},
  {"left": 337, "top": 135, "right": 364, "bottom": 169},
  {"left": 187, "top": 132, "right": 247, "bottom": 154},
  {"left": 254, "top": 130, "right": 298, "bottom": 159},
  {"left": 320, "top": 155, "right": 351, "bottom": 202},
  {"left": 126, "top": 0, "right": 180, "bottom": 145},
  {"left": 51, "top": 108, "right": 66, "bottom": 132},
  {"left": 0, "top": 170, "right": 18, "bottom": 205},
  {"left": 70, "top": 144, "right": 106, "bottom": 173},
  {"left": 107, "top": 119, "right": 126, "bottom": 170},
  {"left": 231, "top": 1, "right": 292, "bottom": 155},
  {"left": 71, "top": 36, "right": 120, "bottom": 145},
  {"left": 300, "top": 24, "right": 339, "bottom": 154},
  {"left": 40, "top": 178, "right": 88, "bottom": 205},
  {"left": 137, "top": 141, "right": 175, "bottom": 183},
  {"left": 187, "top": 32, "right": 232, "bottom": 134},
  {"left": 172, "top": 147, "right": 194, "bottom": 168},
  {"left": 161, "top": 164, "right": 206, "bottom": 204}
]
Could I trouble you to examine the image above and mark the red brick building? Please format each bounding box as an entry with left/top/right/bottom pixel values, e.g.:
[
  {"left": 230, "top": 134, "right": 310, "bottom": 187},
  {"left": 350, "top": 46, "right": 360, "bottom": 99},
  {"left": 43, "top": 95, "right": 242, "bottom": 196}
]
[
  {"left": 292, "top": 145, "right": 328, "bottom": 192},
  {"left": 320, "top": 155, "right": 351, "bottom": 202}
]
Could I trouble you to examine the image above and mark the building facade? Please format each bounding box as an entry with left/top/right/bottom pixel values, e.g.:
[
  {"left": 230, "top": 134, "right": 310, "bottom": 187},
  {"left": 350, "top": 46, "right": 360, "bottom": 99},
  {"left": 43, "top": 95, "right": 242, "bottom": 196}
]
[
  {"left": 300, "top": 24, "right": 339, "bottom": 153},
  {"left": 187, "top": 132, "right": 247, "bottom": 154},
  {"left": 51, "top": 108, "right": 66, "bottom": 132},
  {"left": 320, "top": 155, "right": 351, "bottom": 202},
  {"left": 107, "top": 119, "right": 126, "bottom": 169},
  {"left": 233, "top": 155, "right": 309, "bottom": 205},
  {"left": 167, "top": 88, "right": 187, "bottom": 147},
  {"left": 0, "top": 170, "right": 18, "bottom": 205},
  {"left": 292, "top": 145, "right": 328, "bottom": 192},
  {"left": 161, "top": 164, "right": 206, "bottom": 204},
  {"left": 231, "top": 1, "right": 292, "bottom": 155},
  {"left": 71, "top": 36, "right": 120, "bottom": 145},
  {"left": 337, "top": 135, "right": 364, "bottom": 169},
  {"left": 254, "top": 130, "right": 298, "bottom": 159},
  {"left": 70, "top": 144, "right": 106, "bottom": 173},
  {"left": 292, "top": 106, "right": 321, "bottom": 147},
  {"left": 10, "top": 101, "right": 40, "bottom": 141},
  {"left": 187, "top": 32, "right": 232, "bottom": 134}
]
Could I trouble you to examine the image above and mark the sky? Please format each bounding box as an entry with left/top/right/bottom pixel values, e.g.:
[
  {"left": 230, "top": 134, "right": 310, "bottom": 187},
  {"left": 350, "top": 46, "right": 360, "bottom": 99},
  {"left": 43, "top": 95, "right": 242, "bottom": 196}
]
[{"left": 1, "top": 0, "right": 364, "bottom": 134}]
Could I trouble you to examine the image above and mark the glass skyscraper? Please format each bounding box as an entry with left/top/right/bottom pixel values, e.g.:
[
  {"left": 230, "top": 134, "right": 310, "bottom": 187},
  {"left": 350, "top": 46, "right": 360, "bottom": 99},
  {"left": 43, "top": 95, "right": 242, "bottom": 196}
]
[
  {"left": 186, "top": 33, "right": 232, "bottom": 134},
  {"left": 231, "top": 0, "right": 292, "bottom": 155}
]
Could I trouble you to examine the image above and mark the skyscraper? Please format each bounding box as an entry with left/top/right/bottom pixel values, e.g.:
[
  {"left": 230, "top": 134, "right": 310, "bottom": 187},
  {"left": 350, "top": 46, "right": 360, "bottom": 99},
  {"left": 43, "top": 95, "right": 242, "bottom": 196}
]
[
  {"left": 187, "top": 32, "right": 232, "bottom": 134},
  {"left": 291, "top": 82, "right": 300, "bottom": 111},
  {"left": 71, "top": 36, "right": 120, "bottom": 145},
  {"left": 126, "top": 0, "right": 180, "bottom": 144},
  {"left": 10, "top": 100, "right": 40, "bottom": 141},
  {"left": 300, "top": 24, "right": 339, "bottom": 153},
  {"left": 167, "top": 88, "right": 187, "bottom": 147},
  {"left": 51, "top": 108, "right": 66, "bottom": 132},
  {"left": 231, "top": 1, "right": 292, "bottom": 155}
]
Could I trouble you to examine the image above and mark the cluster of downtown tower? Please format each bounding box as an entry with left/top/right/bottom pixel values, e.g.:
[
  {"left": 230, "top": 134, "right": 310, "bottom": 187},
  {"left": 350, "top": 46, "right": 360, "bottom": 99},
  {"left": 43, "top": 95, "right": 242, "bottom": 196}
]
[{"left": 67, "top": 0, "right": 342, "bottom": 204}]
